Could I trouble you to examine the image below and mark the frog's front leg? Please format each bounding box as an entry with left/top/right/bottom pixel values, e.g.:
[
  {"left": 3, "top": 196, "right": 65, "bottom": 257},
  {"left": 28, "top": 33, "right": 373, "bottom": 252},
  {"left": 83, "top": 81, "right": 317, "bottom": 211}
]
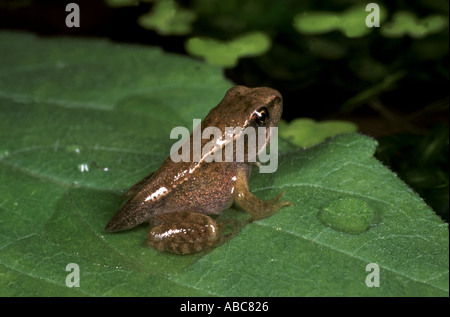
[
  {"left": 234, "top": 165, "right": 292, "bottom": 221},
  {"left": 147, "top": 211, "right": 238, "bottom": 254}
]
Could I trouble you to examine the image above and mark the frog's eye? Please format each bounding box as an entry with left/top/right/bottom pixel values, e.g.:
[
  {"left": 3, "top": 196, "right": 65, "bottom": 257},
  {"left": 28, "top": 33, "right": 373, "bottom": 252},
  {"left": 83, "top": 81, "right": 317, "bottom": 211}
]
[{"left": 251, "top": 107, "right": 269, "bottom": 126}]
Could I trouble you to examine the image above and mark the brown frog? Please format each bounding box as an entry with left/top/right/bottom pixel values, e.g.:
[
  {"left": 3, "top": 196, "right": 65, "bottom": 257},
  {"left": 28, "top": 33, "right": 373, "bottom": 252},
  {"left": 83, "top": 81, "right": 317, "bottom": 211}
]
[{"left": 105, "top": 86, "right": 292, "bottom": 254}]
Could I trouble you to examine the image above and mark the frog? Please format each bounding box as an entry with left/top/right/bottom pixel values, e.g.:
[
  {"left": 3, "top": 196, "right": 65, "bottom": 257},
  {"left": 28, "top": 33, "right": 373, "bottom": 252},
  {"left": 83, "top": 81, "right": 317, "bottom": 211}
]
[{"left": 105, "top": 85, "right": 292, "bottom": 254}]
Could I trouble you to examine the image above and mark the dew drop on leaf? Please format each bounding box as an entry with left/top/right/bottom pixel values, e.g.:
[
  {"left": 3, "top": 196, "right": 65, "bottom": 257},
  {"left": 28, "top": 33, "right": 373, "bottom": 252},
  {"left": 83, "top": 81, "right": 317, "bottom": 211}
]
[{"left": 318, "top": 197, "right": 380, "bottom": 234}]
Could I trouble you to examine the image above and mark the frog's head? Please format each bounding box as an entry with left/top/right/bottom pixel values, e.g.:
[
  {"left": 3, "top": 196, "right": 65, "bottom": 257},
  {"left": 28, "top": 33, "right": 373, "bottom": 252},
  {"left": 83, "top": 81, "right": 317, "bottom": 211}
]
[
  {"left": 205, "top": 85, "right": 283, "bottom": 130},
  {"left": 242, "top": 86, "right": 283, "bottom": 130},
  {"left": 202, "top": 85, "right": 283, "bottom": 163}
]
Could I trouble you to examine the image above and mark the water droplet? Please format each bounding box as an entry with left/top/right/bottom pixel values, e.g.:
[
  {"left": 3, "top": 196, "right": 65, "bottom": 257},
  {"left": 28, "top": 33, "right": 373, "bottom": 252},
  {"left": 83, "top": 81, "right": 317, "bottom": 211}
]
[
  {"left": 318, "top": 197, "right": 380, "bottom": 234},
  {"left": 77, "top": 163, "right": 89, "bottom": 173}
]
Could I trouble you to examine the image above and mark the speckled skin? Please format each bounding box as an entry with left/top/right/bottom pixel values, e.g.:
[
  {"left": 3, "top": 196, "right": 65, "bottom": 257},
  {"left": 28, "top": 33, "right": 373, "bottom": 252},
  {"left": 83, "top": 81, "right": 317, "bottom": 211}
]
[{"left": 105, "top": 86, "right": 291, "bottom": 254}]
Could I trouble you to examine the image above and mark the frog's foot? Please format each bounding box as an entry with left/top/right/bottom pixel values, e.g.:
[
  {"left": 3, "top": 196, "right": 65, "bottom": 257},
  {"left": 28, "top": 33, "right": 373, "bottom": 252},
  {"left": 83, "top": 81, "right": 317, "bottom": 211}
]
[
  {"left": 234, "top": 167, "right": 292, "bottom": 221},
  {"left": 269, "top": 190, "right": 294, "bottom": 209},
  {"left": 147, "top": 212, "right": 239, "bottom": 255},
  {"left": 249, "top": 190, "right": 293, "bottom": 221}
]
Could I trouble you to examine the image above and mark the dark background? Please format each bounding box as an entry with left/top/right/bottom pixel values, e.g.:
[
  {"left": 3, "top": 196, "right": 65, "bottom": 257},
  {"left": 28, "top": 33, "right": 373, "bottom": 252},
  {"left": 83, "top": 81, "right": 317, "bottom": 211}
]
[{"left": 1, "top": 0, "right": 448, "bottom": 221}]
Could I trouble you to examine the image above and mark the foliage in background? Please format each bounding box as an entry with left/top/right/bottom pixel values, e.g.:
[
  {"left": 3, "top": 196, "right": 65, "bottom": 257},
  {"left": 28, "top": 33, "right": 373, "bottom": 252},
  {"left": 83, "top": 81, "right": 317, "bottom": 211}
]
[
  {"left": 120, "top": 0, "right": 449, "bottom": 76},
  {"left": 185, "top": 31, "right": 271, "bottom": 67},
  {"left": 381, "top": 11, "right": 449, "bottom": 38},
  {"left": 293, "top": 3, "right": 388, "bottom": 38},
  {"left": 376, "top": 125, "right": 449, "bottom": 222},
  {"left": 279, "top": 118, "right": 358, "bottom": 148},
  {"left": 138, "top": 0, "right": 197, "bottom": 35}
]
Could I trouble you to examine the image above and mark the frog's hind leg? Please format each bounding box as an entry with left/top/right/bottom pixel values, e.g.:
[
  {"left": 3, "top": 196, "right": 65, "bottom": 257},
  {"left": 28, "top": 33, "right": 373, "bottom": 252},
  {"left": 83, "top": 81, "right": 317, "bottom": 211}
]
[{"left": 147, "top": 212, "right": 239, "bottom": 254}]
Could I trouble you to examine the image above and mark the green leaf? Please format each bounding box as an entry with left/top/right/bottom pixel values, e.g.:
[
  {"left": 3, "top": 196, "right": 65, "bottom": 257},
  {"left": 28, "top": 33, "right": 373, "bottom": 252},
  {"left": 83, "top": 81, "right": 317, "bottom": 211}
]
[
  {"left": 293, "top": 4, "right": 387, "bottom": 38},
  {"left": 185, "top": 32, "right": 272, "bottom": 67},
  {"left": 0, "top": 32, "right": 448, "bottom": 296},
  {"left": 381, "top": 11, "right": 448, "bottom": 39},
  {"left": 278, "top": 118, "right": 358, "bottom": 148},
  {"left": 138, "top": 0, "right": 197, "bottom": 36}
]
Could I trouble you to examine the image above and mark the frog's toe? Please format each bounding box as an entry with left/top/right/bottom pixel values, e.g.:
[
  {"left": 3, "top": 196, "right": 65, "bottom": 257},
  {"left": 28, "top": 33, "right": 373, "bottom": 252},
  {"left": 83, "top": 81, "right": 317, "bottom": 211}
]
[{"left": 269, "top": 190, "right": 293, "bottom": 208}]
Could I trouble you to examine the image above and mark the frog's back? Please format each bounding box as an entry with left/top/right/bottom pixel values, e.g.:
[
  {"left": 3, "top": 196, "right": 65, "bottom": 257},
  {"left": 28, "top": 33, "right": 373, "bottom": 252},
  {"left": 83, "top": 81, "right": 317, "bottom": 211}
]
[{"left": 105, "top": 158, "right": 245, "bottom": 232}]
